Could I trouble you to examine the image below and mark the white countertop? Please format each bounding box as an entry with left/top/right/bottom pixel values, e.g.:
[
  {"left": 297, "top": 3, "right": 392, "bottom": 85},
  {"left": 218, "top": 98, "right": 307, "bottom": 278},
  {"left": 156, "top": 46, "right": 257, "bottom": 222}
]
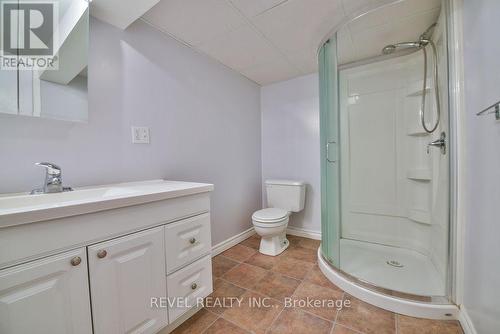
[{"left": 0, "top": 180, "right": 214, "bottom": 228}]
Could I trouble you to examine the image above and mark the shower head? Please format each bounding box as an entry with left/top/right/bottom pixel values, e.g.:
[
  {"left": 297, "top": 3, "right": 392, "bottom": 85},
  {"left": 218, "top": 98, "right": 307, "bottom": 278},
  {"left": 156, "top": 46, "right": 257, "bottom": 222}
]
[
  {"left": 381, "top": 23, "right": 437, "bottom": 55},
  {"left": 382, "top": 45, "right": 397, "bottom": 54},
  {"left": 381, "top": 41, "right": 423, "bottom": 55}
]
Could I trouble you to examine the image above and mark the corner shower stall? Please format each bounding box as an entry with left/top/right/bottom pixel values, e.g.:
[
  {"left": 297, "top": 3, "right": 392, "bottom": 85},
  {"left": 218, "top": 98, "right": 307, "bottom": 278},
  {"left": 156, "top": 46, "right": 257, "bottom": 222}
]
[{"left": 318, "top": 0, "right": 457, "bottom": 318}]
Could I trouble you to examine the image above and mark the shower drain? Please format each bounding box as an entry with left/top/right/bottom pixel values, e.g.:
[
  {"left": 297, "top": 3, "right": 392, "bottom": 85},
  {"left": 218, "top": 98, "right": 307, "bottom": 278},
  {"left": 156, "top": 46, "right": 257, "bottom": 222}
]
[{"left": 386, "top": 260, "right": 404, "bottom": 268}]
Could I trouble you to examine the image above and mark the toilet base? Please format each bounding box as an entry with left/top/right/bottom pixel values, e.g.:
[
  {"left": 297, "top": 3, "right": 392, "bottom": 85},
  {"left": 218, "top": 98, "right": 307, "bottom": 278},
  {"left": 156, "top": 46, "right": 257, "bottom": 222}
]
[{"left": 259, "top": 234, "right": 289, "bottom": 256}]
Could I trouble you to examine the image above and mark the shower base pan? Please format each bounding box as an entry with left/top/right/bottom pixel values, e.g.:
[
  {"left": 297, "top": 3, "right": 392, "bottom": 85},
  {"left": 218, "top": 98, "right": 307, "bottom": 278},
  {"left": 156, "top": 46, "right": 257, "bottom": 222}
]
[
  {"left": 317, "top": 247, "right": 459, "bottom": 320},
  {"left": 339, "top": 239, "right": 444, "bottom": 297}
]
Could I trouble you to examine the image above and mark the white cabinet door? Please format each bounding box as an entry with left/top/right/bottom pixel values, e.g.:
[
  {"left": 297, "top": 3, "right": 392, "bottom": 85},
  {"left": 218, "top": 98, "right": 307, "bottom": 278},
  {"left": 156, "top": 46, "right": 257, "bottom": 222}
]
[
  {"left": 88, "top": 226, "right": 168, "bottom": 334},
  {"left": 0, "top": 248, "right": 92, "bottom": 334},
  {"left": 165, "top": 213, "right": 211, "bottom": 273}
]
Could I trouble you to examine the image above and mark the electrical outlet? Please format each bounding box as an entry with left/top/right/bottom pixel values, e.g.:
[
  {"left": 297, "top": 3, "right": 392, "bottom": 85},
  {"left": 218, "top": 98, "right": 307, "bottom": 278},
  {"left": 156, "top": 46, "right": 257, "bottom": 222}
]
[{"left": 131, "top": 127, "right": 150, "bottom": 144}]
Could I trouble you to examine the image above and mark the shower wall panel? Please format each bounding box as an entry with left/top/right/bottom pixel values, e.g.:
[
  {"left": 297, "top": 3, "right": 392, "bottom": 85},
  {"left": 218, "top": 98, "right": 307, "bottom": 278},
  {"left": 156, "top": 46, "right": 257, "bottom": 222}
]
[{"left": 339, "top": 53, "right": 436, "bottom": 257}]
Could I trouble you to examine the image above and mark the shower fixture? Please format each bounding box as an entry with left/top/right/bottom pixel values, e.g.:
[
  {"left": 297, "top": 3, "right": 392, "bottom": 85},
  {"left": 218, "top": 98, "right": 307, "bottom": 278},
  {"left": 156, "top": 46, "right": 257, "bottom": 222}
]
[
  {"left": 382, "top": 23, "right": 441, "bottom": 134},
  {"left": 382, "top": 41, "right": 422, "bottom": 54},
  {"left": 386, "top": 260, "right": 404, "bottom": 268}
]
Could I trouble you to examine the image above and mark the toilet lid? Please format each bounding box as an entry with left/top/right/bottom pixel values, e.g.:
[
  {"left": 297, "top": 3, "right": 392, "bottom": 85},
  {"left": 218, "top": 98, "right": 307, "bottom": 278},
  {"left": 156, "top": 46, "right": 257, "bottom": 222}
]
[{"left": 252, "top": 208, "right": 288, "bottom": 223}]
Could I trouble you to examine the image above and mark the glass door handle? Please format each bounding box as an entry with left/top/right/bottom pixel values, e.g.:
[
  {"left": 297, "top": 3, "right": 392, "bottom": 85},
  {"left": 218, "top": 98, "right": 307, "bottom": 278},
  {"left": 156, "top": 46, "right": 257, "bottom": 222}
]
[{"left": 327, "top": 141, "right": 337, "bottom": 163}]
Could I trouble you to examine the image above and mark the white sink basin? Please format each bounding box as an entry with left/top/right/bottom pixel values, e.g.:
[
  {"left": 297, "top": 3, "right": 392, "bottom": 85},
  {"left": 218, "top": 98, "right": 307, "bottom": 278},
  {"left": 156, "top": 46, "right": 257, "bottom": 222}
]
[
  {"left": 0, "top": 180, "right": 214, "bottom": 228},
  {"left": 0, "top": 187, "right": 136, "bottom": 211}
]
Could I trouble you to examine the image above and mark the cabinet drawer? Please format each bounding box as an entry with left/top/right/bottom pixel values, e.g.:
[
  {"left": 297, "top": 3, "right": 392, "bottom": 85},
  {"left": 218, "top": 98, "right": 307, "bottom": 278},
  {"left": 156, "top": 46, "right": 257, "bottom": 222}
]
[
  {"left": 165, "top": 213, "right": 211, "bottom": 273},
  {"left": 167, "top": 255, "right": 213, "bottom": 322}
]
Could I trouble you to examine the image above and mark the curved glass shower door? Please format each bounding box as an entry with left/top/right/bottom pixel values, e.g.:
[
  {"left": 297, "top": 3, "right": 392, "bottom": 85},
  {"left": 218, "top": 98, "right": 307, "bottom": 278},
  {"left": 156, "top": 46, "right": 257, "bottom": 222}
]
[
  {"left": 319, "top": 38, "right": 341, "bottom": 268},
  {"left": 319, "top": 0, "right": 451, "bottom": 301}
]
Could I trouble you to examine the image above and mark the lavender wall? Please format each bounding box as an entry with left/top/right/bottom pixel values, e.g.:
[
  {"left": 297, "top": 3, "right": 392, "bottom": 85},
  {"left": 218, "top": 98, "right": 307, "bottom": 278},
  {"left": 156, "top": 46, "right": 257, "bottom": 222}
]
[
  {"left": 0, "top": 18, "right": 262, "bottom": 245},
  {"left": 463, "top": 1, "right": 500, "bottom": 333},
  {"left": 261, "top": 74, "right": 321, "bottom": 234}
]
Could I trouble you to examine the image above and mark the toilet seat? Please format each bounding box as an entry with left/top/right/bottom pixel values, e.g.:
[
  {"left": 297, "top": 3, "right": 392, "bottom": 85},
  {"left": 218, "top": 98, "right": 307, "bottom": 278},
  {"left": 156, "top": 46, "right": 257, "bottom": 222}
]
[{"left": 252, "top": 208, "right": 289, "bottom": 225}]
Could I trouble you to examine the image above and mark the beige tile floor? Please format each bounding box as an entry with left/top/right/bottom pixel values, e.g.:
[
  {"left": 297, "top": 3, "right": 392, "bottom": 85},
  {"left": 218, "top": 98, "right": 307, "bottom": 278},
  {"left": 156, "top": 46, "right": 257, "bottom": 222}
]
[{"left": 173, "top": 234, "right": 463, "bottom": 334}]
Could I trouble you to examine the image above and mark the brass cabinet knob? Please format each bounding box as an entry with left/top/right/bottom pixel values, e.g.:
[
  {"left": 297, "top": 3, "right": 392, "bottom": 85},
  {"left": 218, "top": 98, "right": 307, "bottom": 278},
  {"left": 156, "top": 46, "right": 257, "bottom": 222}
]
[
  {"left": 70, "top": 256, "right": 82, "bottom": 266},
  {"left": 189, "top": 238, "right": 196, "bottom": 245},
  {"left": 97, "top": 250, "right": 107, "bottom": 259},
  {"left": 191, "top": 283, "right": 198, "bottom": 290}
]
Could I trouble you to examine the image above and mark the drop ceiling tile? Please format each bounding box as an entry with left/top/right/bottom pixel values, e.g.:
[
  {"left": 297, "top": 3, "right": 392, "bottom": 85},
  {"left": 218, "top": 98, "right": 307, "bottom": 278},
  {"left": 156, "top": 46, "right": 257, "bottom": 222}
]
[
  {"left": 198, "top": 25, "right": 284, "bottom": 71},
  {"left": 252, "top": 0, "right": 345, "bottom": 54},
  {"left": 286, "top": 49, "right": 318, "bottom": 74},
  {"left": 240, "top": 59, "right": 302, "bottom": 85},
  {"left": 142, "top": 0, "right": 246, "bottom": 46},
  {"left": 229, "top": 0, "right": 289, "bottom": 18},
  {"left": 341, "top": 0, "right": 371, "bottom": 17},
  {"left": 342, "top": 0, "right": 403, "bottom": 21},
  {"left": 348, "top": 0, "right": 441, "bottom": 33}
]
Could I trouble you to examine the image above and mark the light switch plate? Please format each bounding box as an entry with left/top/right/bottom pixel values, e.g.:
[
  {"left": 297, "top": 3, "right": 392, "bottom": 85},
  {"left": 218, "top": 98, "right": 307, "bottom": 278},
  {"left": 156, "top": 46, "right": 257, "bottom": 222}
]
[{"left": 131, "top": 126, "right": 150, "bottom": 144}]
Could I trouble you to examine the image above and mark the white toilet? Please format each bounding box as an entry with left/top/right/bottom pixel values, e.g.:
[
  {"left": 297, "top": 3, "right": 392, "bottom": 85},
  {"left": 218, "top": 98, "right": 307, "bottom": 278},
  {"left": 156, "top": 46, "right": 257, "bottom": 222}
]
[{"left": 252, "top": 180, "right": 306, "bottom": 256}]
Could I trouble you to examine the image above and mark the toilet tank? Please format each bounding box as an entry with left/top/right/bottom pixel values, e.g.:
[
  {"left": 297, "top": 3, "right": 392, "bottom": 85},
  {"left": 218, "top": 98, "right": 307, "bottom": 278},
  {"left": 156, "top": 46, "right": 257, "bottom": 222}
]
[{"left": 265, "top": 180, "right": 306, "bottom": 212}]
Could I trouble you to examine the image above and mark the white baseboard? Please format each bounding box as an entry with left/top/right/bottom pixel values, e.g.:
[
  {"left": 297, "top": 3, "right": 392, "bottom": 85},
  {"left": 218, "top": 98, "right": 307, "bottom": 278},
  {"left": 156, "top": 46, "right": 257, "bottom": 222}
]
[
  {"left": 211, "top": 227, "right": 255, "bottom": 257},
  {"left": 458, "top": 306, "right": 478, "bottom": 334},
  {"left": 287, "top": 226, "right": 321, "bottom": 240},
  {"left": 211, "top": 225, "right": 321, "bottom": 257}
]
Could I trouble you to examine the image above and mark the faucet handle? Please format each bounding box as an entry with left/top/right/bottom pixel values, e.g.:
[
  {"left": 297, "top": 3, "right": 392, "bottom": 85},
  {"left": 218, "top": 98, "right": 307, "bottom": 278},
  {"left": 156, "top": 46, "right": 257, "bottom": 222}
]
[{"left": 35, "top": 162, "right": 61, "bottom": 176}]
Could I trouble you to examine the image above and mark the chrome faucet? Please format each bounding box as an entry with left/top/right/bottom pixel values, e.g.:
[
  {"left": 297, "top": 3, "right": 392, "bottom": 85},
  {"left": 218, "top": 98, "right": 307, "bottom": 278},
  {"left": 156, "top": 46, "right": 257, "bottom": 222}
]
[
  {"left": 31, "top": 162, "right": 73, "bottom": 194},
  {"left": 427, "top": 132, "right": 446, "bottom": 155}
]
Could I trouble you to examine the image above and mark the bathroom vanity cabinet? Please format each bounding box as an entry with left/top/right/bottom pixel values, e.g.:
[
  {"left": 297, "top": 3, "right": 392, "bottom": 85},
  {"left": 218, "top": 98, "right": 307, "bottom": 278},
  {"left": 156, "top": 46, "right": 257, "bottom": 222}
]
[{"left": 0, "top": 180, "right": 214, "bottom": 334}]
